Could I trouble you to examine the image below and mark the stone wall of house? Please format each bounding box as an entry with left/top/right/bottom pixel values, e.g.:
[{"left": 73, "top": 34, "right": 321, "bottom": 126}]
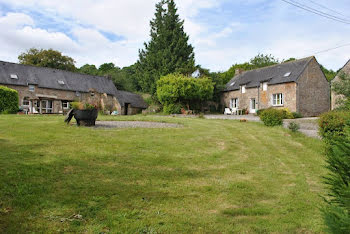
[
  {"left": 331, "top": 61, "right": 350, "bottom": 110},
  {"left": 3, "top": 84, "right": 120, "bottom": 114},
  {"left": 297, "top": 58, "right": 330, "bottom": 116},
  {"left": 221, "top": 82, "right": 297, "bottom": 113}
]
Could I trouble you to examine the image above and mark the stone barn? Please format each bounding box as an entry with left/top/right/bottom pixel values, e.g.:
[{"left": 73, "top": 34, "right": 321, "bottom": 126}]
[{"left": 0, "top": 61, "right": 147, "bottom": 115}]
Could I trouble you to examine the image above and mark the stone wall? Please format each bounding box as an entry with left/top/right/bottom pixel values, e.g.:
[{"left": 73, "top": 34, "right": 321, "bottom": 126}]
[
  {"left": 297, "top": 58, "right": 330, "bottom": 116},
  {"left": 3, "top": 84, "right": 120, "bottom": 114}
]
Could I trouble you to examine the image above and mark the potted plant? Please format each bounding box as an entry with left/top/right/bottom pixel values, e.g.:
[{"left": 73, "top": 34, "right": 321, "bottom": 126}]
[{"left": 65, "top": 101, "right": 98, "bottom": 126}]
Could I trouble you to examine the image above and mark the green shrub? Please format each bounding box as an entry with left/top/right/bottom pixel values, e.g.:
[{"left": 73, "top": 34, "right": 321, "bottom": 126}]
[
  {"left": 319, "top": 111, "right": 350, "bottom": 140},
  {"left": 260, "top": 108, "right": 284, "bottom": 126},
  {"left": 256, "top": 109, "right": 266, "bottom": 116},
  {"left": 0, "top": 86, "right": 19, "bottom": 114},
  {"left": 280, "top": 108, "right": 294, "bottom": 119},
  {"left": 163, "top": 103, "right": 182, "bottom": 114},
  {"left": 292, "top": 112, "right": 303, "bottom": 119},
  {"left": 321, "top": 120, "right": 350, "bottom": 233},
  {"left": 70, "top": 102, "right": 97, "bottom": 110},
  {"left": 288, "top": 122, "right": 300, "bottom": 132}
]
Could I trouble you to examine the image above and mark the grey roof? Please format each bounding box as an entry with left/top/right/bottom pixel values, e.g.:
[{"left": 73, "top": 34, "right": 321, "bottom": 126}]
[
  {"left": 224, "top": 57, "right": 314, "bottom": 92},
  {"left": 115, "top": 90, "right": 148, "bottom": 109},
  {"left": 0, "top": 61, "right": 118, "bottom": 95}
]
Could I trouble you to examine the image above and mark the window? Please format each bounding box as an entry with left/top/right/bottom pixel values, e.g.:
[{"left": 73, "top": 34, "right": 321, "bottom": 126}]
[
  {"left": 272, "top": 93, "right": 284, "bottom": 106},
  {"left": 262, "top": 82, "right": 268, "bottom": 91},
  {"left": 230, "top": 98, "right": 239, "bottom": 109},
  {"left": 22, "top": 97, "right": 30, "bottom": 106},
  {"left": 29, "top": 85, "right": 35, "bottom": 92},
  {"left": 230, "top": 82, "right": 235, "bottom": 87},
  {"left": 284, "top": 72, "right": 291, "bottom": 77},
  {"left": 90, "top": 92, "right": 95, "bottom": 97},
  {"left": 58, "top": 80, "right": 65, "bottom": 85},
  {"left": 62, "top": 101, "right": 70, "bottom": 109},
  {"left": 41, "top": 100, "right": 53, "bottom": 113},
  {"left": 75, "top": 91, "right": 80, "bottom": 97},
  {"left": 241, "top": 85, "right": 246, "bottom": 94},
  {"left": 10, "top": 74, "right": 18, "bottom": 79}
]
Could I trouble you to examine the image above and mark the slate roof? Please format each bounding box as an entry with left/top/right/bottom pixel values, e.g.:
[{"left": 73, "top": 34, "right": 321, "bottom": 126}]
[
  {"left": 0, "top": 61, "right": 118, "bottom": 96},
  {"left": 115, "top": 90, "right": 148, "bottom": 109},
  {"left": 224, "top": 57, "right": 314, "bottom": 92}
]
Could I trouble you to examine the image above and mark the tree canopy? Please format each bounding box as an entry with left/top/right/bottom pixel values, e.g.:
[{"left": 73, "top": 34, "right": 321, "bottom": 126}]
[
  {"left": 18, "top": 48, "right": 76, "bottom": 71},
  {"left": 157, "top": 73, "right": 213, "bottom": 113},
  {"left": 136, "top": 0, "right": 195, "bottom": 95}
]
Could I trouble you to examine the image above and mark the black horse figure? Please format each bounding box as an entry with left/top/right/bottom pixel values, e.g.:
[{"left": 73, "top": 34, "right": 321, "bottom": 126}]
[{"left": 64, "top": 109, "right": 98, "bottom": 126}]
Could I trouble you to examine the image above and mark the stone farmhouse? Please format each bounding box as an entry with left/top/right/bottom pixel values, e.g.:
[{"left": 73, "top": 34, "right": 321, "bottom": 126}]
[
  {"left": 0, "top": 61, "right": 147, "bottom": 115},
  {"left": 331, "top": 60, "right": 350, "bottom": 110},
  {"left": 221, "top": 56, "right": 330, "bottom": 117}
]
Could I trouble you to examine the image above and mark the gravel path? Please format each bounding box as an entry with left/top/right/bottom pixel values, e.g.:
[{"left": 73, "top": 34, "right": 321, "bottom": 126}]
[{"left": 95, "top": 121, "right": 182, "bottom": 129}]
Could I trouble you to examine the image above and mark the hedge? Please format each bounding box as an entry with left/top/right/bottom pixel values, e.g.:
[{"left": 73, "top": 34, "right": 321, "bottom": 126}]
[
  {"left": 0, "top": 86, "right": 19, "bottom": 114},
  {"left": 318, "top": 111, "right": 350, "bottom": 140},
  {"left": 260, "top": 108, "right": 284, "bottom": 126}
]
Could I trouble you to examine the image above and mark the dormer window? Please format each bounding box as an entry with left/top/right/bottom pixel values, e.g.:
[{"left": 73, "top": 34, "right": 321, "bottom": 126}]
[
  {"left": 10, "top": 74, "right": 18, "bottom": 79},
  {"left": 29, "top": 85, "right": 35, "bottom": 92},
  {"left": 58, "top": 80, "right": 65, "bottom": 85},
  {"left": 262, "top": 82, "right": 268, "bottom": 91},
  {"left": 284, "top": 72, "right": 291, "bottom": 77},
  {"left": 241, "top": 85, "right": 246, "bottom": 94}
]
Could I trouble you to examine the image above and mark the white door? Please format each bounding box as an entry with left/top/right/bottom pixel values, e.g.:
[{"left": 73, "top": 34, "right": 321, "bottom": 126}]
[{"left": 250, "top": 98, "right": 256, "bottom": 114}]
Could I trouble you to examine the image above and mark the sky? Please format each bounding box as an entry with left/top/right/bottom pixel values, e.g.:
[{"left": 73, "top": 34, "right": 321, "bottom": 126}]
[{"left": 0, "top": 0, "right": 349, "bottom": 72}]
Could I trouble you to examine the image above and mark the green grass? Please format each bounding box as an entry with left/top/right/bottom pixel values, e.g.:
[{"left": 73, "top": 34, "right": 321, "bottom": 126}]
[{"left": 0, "top": 115, "right": 326, "bottom": 233}]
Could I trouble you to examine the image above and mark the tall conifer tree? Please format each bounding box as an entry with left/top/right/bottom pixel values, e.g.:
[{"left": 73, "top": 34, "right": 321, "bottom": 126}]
[{"left": 136, "top": 0, "right": 195, "bottom": 95}]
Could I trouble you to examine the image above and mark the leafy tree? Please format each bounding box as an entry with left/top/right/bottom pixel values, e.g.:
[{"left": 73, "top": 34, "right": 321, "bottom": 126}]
[
  {"left": 249, "top": 54, "right": 279, "bottom": 69},
  {"left": 79, "top": 64, "right": 100, "bottom": 76},
  {"left": 136, "top": 0, "right": 195, "bottom": 95},
  {"left": 332, "top": 72, "right": 350, "bottom": 110},
  {"left": 18, "top": 48, "right": 76, "bottom": 71},
  {"left": 321, "top": 65, "right": 337, "bottom": 81},
  {"left": 99, "top": 63, "right": 119, "bottom": 73},
  {"left": 157, "top": 73, "right": 213, "bottom": 113}
]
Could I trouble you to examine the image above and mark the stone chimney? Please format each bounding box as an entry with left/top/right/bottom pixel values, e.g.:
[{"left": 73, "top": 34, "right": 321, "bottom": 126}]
[{"left": 235, "top": 68, "right": 244, "bottom": 76}]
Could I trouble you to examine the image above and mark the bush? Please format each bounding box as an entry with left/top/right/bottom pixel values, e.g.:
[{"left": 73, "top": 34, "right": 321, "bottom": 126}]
[
  {"left": 0, "top": 86, "right": 19, "bottom": 114},
  {"left": 70, "top": 102, "right": 97, "bottom": 110},
  {"left": 280, "top": 108, "right": 294, "bottom": 119},
  {"left": 319, "top": 111, "right": 350, "bottom": 140},
  {"left": 321, "top": 119, "right": 350, "bottom": 233},
  {"left": 163, "top": 103, "right": 183, "bottom": 114},
  {"left": 288, "top": 122, "right": 300, "bottom": 132},
  {"left": 292, "top": 112, "right": 303, "bottom": 119},
  {"left": 260, "top": 108, "right": 284, "bottom": 126},
  {"left": 256, "top": 109, "right": 266, "bottom": 116}
]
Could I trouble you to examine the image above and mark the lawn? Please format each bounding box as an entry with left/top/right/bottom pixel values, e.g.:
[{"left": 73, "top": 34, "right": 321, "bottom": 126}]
[{"left": 0, "top": 115, "right": 326, "bottom": 233}]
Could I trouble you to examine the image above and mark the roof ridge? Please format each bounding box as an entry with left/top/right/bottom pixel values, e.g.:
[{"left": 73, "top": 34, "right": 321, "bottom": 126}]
[
  {"left": 0, "top": 60, "right": 111, "bottom": 81},
  {"left": 236, "top": 56, "right": 314, "bottom": 76}
]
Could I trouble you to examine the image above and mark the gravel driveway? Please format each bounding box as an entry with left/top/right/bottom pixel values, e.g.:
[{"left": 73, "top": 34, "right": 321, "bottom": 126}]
[{"left": 95, "top": 121, "right": 182, "bottom": 129}]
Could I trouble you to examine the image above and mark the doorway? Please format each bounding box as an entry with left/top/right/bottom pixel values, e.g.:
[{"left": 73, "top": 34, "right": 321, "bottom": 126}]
[
  {"left": 250, "top": 98, "right": 256, "bottom": 114},
  {"left": 124, "top": 103, "right": 130, "bottom": 115}
]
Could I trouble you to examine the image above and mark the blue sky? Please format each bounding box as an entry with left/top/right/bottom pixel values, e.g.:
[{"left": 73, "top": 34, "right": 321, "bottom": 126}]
[{"left": 0, "top": 0, "right": 349, "bottom": 71}]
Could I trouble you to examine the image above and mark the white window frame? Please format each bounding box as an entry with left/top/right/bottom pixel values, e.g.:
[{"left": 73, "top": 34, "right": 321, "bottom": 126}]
[
  {"left": 29, "top": 85, "right": 35, "bottom": 92},
  {"left": 272, "top": 93, "right": 284, "bottom": 106},
  {"left": 22, "top": 97, "right": 30, "bottom": 106},
  {"left": 62, "top": 101, "right": 70, "bottom": 109},
  {"left": 41, "top": 100, "right": 53, "bottom": 113},
  {"left": 262, "top": 82, "right": 268, "bottom": 91},
  {"left": 241, "top": 85, "right": 246, "bottom": 94},
  {"left": 230, "top": 98, "right": 239, "bottom": 109}
]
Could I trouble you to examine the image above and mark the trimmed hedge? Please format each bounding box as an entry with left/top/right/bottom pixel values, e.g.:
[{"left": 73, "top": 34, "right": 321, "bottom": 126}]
[
  {"left": 260, "top": 108, "right": 284, "bottom": 126},
  {"left": 0, "top": 86, "right": 19, "bottom": 114},
  {"left": 318, "top": 111, "right": 350, "bottom": 140}
]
